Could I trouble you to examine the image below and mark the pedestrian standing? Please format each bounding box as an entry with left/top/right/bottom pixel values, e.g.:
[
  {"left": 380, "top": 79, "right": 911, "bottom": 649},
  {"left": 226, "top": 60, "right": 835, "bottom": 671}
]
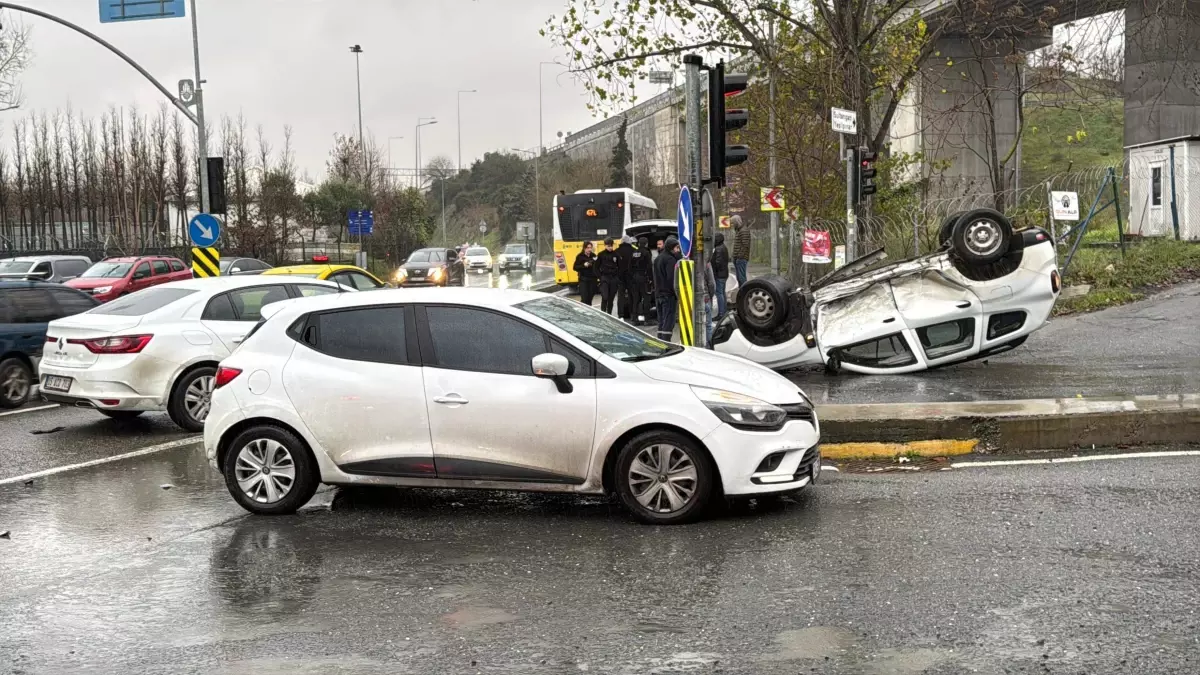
[
  {"left": 631, "top": 236, "right": 653, "bottom": 326},
  {"left": 573, "top": 242, "right": 598, "bottom": 307},
  {"left": 711, "top": 232, "right": 730, "bottom": 318},
  {"left": 653, "top": 236, "right": 681, "bottom": 341},
  {"left": 596, "top": 238, "right": 621, "bottom": 315},
  {"left": 615, "top": 235, "right": 635, "bottom": 321},
  {"left": 732, "top": 214, "right": 751, "bottom": 286}
]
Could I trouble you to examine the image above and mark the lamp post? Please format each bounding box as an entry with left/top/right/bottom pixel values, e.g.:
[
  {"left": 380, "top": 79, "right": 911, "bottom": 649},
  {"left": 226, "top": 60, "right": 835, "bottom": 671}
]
[
  {"left": 349, "top": 45, "right": 366, "bottom": 181},
  {"left": 457, "top": 89, "right": 476, "bottom": 173},
  {"left": 415, "top": 117, "right": 437, "bottom": 189}
]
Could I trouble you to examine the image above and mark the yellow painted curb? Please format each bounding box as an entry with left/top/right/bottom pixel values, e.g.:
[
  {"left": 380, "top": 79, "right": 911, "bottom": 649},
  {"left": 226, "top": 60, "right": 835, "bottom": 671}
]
[{"left": 822, "top": 439, "right": 979, "bottom": 460}]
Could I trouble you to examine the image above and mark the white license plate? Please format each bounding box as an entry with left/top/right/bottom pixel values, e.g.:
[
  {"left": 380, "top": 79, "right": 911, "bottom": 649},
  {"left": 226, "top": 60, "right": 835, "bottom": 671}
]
[{"left": 43, "top": 375, "right": 73, "bottom": 392}]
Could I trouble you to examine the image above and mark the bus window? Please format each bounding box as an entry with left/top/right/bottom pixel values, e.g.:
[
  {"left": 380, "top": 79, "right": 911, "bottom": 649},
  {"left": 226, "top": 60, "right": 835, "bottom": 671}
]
[{"left": 631, "top": 203, "right": 659, "bottom": 222}]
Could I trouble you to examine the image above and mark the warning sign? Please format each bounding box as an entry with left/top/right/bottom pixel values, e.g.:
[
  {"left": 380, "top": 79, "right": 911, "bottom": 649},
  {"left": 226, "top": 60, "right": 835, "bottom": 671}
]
[
  {"left": 760, "top": 187, "right": 785, "bottom": 212},
  {"left": 801, "top": 230, "right": 832, "bottom": 264},
  {"left": 718, "top": 215, "right": 732, "bottom": 229}
]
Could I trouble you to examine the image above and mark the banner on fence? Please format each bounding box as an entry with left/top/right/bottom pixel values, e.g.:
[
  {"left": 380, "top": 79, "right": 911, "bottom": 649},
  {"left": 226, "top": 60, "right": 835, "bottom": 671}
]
[
  {"left": 834, "top": 245, "right": 846, "bottom": 269},
  {"left": 1051, "top": 191, "right": 1080, "bottom": 221},
  {"left": 801, "top": 229, "right": 832, "bottom": 264}
]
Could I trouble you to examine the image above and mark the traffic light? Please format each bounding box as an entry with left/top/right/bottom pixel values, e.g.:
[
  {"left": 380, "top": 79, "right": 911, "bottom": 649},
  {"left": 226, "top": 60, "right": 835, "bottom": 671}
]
[
  {"left": 205, "top": 157, "right": 227, "bottom": 215},
  {"left": 858, "top": 148, "right": 878, "bottom": 201},
  {"left": 708, "top": 60, "right": 750, "bottom": 186}
]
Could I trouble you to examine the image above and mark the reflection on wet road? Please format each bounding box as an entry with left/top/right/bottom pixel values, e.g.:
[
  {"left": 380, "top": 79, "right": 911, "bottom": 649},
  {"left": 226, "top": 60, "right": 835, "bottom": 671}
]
[
  {"left": 461, "top": 264, "right": 555, "bottom": 291},
  {"left": 5, "top": 436, "right": 1200, "bottom": 673}
]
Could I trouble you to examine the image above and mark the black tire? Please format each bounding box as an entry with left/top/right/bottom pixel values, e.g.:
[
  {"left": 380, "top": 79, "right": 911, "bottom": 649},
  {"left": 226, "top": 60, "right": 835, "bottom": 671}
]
[
  {"left": 614, "top": 430, "right": 715, "bottom": 525},
  {"left": 222, "top": 424, "right": 319, "bottom": 515},
  {"left": 950, "top": 208, "right": 1013, "bottom": 266},
  {"left": 168, "top": 365, "right": 216, "bottom": 432},
  {"left": 938, "top": 210, "right": 966, "bottom": 247},
  {"left": 0, "top": 357, "right": 32, "bottom": 409},
  {"left": 736, "top": 275, "right": 791, "bottom": 332},
  {"left": 98, "top": 410, "right": 144, "bottom": 420}
]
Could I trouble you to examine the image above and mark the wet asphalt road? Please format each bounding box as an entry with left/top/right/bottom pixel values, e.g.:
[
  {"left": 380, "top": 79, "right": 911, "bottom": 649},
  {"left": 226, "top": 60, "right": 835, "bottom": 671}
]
[
  {"left": 788, "top": 281, "right": 1200, "bottom": 404},
  {"left": 4, "top": 427, "right": 1200, "bottom": 673}
]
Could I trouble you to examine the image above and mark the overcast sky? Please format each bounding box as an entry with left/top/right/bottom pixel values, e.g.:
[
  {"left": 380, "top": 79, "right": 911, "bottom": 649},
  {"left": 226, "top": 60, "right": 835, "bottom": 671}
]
[{"left": 9, "top": 0, "right": 602, "bottom": 180}]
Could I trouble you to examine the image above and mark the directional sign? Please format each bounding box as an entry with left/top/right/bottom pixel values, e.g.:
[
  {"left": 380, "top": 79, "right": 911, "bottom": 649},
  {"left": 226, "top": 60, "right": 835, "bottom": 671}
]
[
  {"left": 347, "top": 210, "right": 374, "bottom": 236},
  {"left": 718, "top": 215, "right": 732, "bottom": 229},
  {"left": 100, "top": 0, "right": 186, "bottom": 23},
  {"left": 676, "top": 185, "right": 694, "bottom": 258},
  {"left": 188, "top": 213, "right": 221, "bottom": 247},
  {"left": 831, "top": 107, "right": 857, "bottom": 134},
  {"left": 760, "top": 187, "right": 786, "bottom": 212},
  {"left": 191, "top": 247, "right": 220, "bottom": 278},
  {"left": 786, "top": 206, "right": 801, "bottom": 222}
]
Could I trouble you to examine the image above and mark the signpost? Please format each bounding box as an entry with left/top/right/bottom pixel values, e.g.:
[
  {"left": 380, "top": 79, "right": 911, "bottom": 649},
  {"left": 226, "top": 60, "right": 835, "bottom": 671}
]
[
  {"left": 479, "top": 220, "right": 488, "bottom": 235},
  {"left": 347, "top": 210, "right": 374, "bottom": 236},
  {"left": 99, "top": 0, "right": 185, "bottom": 22},
  {"left": 831, "top": 106, "right": 859, "bottom": 261},
  {"left": 831, "top": 107, "right": 857, "bottom": 135},
  {"left": 760, "top": 187, "right": 785, "bottom": 212},
  {"left": 786, "top": 206, "right": 801, "bottom": 222},
  {"left": 188, "top": 213, "right": 221, "bottom": 278},
  {"left": 676, "top": 185, "right": 694, "bottom": 258},
  {"left": 1051, "top": 191, "right": 1080, "bottom": 221},
  {"left": 718, "top": 215, "right": 732, "bottom": 229}
]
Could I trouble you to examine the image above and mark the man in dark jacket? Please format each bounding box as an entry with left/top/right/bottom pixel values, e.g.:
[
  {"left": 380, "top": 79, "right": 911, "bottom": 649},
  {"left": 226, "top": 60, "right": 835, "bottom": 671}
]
[
  {"left": 573, "top": 242, "right": 598, "bottom": 306},
  {"left": 653, "top": 236, "right": 682, "bottom": 340},
  {"left": 711, "top": 232, "right": 730, "bottom": 318},
  {"left": 615, "top": 235, "right": 636, "bottom": 321},
  {"left": 596, "top": 237, "right": 621, "bottom": 315},
  {"left": 630, "top": 236, "right": 653, "bottom": 325},
  {"left": 732, "top": 214, "right": 751, "bottom": 285}
]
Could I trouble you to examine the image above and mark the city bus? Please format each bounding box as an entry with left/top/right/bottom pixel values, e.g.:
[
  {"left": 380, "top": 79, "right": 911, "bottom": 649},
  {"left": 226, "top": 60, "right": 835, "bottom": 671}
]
[{"left": 552, "top": 188, "right": 660, "bottom": 286}]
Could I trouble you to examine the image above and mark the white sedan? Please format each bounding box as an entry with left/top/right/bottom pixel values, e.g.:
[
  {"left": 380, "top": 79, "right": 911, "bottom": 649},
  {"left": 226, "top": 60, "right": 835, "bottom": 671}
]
[
  {"left": 39, "top": 276, "right": 347, "bottom": 430},
  {"left": 204, "top": 288, "right": 820, "bottom": 524}
]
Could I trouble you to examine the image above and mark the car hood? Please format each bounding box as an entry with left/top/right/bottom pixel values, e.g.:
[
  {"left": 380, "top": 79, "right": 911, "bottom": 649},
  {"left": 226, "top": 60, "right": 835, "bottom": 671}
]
[
  {"left": 635, "top": 347, "right": 804, "bottom": 404},
  {"left": 65, "top": 278, "right": 123, "bottom": 290}
]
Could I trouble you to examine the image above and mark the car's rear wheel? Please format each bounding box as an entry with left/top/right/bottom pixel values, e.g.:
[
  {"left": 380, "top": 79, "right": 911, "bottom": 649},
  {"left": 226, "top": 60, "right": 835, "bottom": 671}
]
[
  {"left": 615, "top": 430, "right": 715, "bottom": 525},
  {"left": 98, "top": 410, "right": 144, "bottom": 420},
  {"left": 938, "top": 210, "right": 966, "bottom": 247},
  {"left": 736, "top": 275, "right": 791, "bottom": 332},
  {"left": 0, "top": 357, "right": 32, "bottom": 409},
  {"left": 168, "top": 366, "right": 216, "bottom": 432},
  {"left": 950, "top": 208, "right": 1013, "bottom": 266},
  {"left": 223, "top": 425, "right": 319, "bottom": 515}
]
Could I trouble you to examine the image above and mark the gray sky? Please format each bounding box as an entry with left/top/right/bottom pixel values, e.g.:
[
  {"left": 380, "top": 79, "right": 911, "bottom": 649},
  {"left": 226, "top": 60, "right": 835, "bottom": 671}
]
[{"left": 10, "top": 0, "right": 599, "bottom": 180}]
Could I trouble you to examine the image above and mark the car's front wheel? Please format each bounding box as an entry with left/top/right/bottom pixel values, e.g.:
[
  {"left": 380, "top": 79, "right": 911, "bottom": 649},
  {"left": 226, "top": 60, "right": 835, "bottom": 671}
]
[
  {"left": 615, "top": 431, "right": 715, "bottom": 525},
  {"left": 168, "top": 366, "right": 216, "bottom": 432},
  {"left": 0, "top": 357, "right": 32, "bottom": 409},
  {"left": 223, "top": 425, "right": 319, "bottom": 515}
]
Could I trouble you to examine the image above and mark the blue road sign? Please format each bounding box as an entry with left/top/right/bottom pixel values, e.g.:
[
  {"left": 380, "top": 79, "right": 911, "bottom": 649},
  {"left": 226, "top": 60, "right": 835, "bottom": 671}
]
[
  {"left": 677, "top": 186, "right": 694, "bottom": 259},
  {"left": 188, "top": 213, "right": 221, "bottom": 248},
  {"left": 99, "top": 0, "right": 186, "bottom": 23},
  {"left": 348, "top": 210, "right": 374, "bottom": 236}
]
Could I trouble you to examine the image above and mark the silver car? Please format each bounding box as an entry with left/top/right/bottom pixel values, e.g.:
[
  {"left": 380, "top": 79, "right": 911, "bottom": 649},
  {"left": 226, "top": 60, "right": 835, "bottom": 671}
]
[{"left": 0, "top": 255, "right": 92, "bottom": 283}]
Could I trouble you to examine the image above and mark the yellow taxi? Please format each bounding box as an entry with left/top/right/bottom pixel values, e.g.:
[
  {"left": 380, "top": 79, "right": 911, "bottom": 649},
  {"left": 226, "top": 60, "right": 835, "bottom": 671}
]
[{"left": 261, "top": 255, "right": 388, "bottom": 290}]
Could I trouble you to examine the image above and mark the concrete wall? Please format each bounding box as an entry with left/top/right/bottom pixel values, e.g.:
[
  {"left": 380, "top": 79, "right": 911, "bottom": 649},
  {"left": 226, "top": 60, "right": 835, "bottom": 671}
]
[
  {"left": 559, "top": 91, "right": 686, "bottom": 189},
  {"left": 1124, "top": 0, "right": 1200, "bottom": 148}
]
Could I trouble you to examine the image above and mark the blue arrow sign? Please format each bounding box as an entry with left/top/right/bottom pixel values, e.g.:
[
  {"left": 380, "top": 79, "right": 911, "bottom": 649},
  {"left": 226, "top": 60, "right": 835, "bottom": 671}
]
[
  {"left": 677, "top": 186, "right": 694, "bottom": 259},
  {"left": 99, "top": 0, "right": 186, "bottom": 23},
  {"left": 347, "top": 210, "right": 374, "bottom": 236},
  {"left": 188, "top": 213, "right": 221, "bottom": 248}
]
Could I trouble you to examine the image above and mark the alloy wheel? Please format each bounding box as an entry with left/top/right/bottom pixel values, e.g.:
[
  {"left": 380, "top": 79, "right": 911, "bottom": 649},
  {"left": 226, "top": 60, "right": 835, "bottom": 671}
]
[
  {"left": 184, "top": 374, "right": 214, "bottom": 423},
  {"left": 1, "top": 363, "right": 29, "bottom": 403},
  {"left": 627, "top": 443, "right": 698, "bottom": 513},
  {"left": 234, "top": 438, "right": 297, "bottom": 504}
]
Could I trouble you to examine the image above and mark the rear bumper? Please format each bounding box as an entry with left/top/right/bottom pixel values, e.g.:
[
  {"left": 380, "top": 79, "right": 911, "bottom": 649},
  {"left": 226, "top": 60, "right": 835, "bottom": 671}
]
[{"left": 37, "top": 361, "right": 167, "bottom": 411}]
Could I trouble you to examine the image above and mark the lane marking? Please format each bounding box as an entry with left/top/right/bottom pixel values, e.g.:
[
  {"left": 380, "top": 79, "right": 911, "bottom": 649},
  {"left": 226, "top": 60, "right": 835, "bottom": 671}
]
[
  {"left": 0, "top": 437, "right": 201, "bottom": 486},
  {"left": 0, "top": 404, "right": 59, "bottom": 418},
  {"left": 952, "top": 450, "right": 1200, "bottom": 469}
]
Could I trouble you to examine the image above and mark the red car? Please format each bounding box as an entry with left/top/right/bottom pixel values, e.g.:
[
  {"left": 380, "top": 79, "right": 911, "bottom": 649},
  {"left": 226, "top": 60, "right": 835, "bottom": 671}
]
[{"left": 65, "top": 256, "right": 191, "bottom": 302}]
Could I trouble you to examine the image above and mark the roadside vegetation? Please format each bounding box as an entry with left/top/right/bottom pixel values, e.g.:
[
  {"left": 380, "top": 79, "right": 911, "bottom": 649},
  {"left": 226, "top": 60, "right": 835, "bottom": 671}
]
[{"left": 1055, "top": 240, "right": 1200, "bottom": 314}]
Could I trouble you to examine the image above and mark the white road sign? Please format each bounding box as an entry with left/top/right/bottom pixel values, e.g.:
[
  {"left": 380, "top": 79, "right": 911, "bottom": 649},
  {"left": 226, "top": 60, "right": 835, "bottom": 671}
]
[
  {"left": 1051, "top": 191, "right": 1080, "bottom": 221},
  {"left": 831, "top": 107, "right": 857, "bottom": 135}
]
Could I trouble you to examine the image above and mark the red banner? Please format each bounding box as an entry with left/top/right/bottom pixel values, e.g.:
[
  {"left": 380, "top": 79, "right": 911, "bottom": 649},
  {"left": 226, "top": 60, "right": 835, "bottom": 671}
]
[{"left": 802, "top": 229, "right": 832, "bottom": 264}]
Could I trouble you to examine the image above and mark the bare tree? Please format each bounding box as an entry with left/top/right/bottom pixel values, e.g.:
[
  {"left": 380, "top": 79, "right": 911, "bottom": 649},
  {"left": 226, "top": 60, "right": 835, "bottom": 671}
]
[{"left": 0, "top": 18, "right": 31, "bottom": 112}]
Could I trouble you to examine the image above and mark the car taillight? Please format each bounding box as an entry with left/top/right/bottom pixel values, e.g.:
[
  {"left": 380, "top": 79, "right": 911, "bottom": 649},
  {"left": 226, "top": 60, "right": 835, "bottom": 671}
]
[
  {"left": 214, "top": 366, "right": 242, "bottom": 389},
  {"left": 1051, "top": 270, "right": 1061, "bottom": 294},
  {"left": 71, "top": 334, "right": 153, "bottom": 354},
  {"left": 45, "top": 335, "right": 55, "bottom": 343}
]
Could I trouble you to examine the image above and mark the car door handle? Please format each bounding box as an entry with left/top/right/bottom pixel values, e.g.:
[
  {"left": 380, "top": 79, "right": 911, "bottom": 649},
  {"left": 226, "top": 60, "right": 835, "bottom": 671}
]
[
  {"left": 956, "top": 301, "right": 972, "bottom": 308},
  {"left": 433, "top": 394, "right": 469, "bottom": 405},
  {"left": 232, "top": 337, "right": 244, "bottom": 345}
]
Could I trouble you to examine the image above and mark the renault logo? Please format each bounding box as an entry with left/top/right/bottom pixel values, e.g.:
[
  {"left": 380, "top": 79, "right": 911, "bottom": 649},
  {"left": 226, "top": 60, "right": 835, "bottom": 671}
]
[{"left": 57, "top": 337, "right": 64, "bottom": 349}]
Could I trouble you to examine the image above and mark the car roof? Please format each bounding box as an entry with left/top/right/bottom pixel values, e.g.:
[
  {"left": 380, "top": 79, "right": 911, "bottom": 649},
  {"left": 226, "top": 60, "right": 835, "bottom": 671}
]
[
  {"left": 262, "top": 264, "right": 335, "bottom": 274},
  {"left": 102, "top": 256, "right": 176, "bottom": 263},
  {"left": 2, "top": 255, "right": 90, "bottom": 262},
  {"left": 263, "top": 287, "right": 546, "bottom": 320},
  {"left": 159, "top": 274, "right": 343, "bottom": 292}
]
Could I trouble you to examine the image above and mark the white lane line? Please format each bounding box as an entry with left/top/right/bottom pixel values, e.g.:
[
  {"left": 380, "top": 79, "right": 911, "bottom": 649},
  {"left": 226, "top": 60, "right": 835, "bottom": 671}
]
[
  {"left": 0, "top": 404, "right": 59, "bottom": 418},
  {"left": 0, "top": 437, "right": 201, "bottom": 486},
  {"left": 952, "top": 450, "right": 1200, "bottom": 469}
]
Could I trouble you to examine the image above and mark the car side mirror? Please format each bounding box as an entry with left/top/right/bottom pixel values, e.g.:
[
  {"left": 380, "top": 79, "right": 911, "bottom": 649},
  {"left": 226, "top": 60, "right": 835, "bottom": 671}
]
[{"left": 532, "top": 353, "right": 573, "bottom": 394}]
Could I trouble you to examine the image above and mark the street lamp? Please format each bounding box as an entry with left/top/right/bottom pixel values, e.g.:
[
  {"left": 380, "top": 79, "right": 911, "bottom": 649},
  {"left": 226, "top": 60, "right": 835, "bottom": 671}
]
[
  {"left": 349, "top": 45, "right": 366, "bottom": 181},
  {"left": 457, "top": 89, "right": 476, "bottom": 173},
  {"left": 415, "top": 117, "right": 437, "bottom": 189}
]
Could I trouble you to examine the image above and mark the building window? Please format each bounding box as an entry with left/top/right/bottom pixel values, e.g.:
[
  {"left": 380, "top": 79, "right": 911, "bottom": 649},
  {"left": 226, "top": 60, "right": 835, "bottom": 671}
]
[{"left": 1152, "top": 165, "right": 1163, "bottom": 207}]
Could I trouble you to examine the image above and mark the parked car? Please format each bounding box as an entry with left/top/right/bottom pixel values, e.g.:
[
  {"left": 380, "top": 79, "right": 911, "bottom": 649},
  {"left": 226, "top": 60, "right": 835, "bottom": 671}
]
[
  {"left": 498, "top": 243, "right": 535, "bottom": 273},
  {"left": 219, "top": 257, "right": 273, "bottom": 276},
  {"left": 204, "top": 289, "right": 820, "bottom": 524},
  {"left": 395, "top": 248, "right": 466, "bottom": 287},
  {"left": 65, "top": 256, "right": 191, "bottom": 303},
  {"left": 713, "top": 210, "right": 1061, "bottom": 374},
  {"left": 0, "top": 281, "right": 98, "bottom": 407},
  {"left": 463, "top": 246, "right": 493, "bottom": 274},
  {"left": 261, "top": 256, "right": 386, "bottom": 290},
  {"left": 39, "top": 276, "right": 346, "bottom": 429},
  {"left": 0, "top": 255, "right": 93, "bottom": 284}
]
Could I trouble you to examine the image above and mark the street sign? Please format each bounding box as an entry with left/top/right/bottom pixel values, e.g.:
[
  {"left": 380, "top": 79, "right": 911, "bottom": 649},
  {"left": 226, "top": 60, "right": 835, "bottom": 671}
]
[
  {"left": 178, "top": 79, "right": 195, "bottom": 106},
  {"left": 802, "top": 229, "right": 833, "bottom": 264},
  {"left": 479, "top": 220, "right": 488, "bottom": 234},
  {"left": 516, "top": 221, "right": 534, "bottom": 238},
  {"left": 719, "top": 215, "right": 732, "bottom": 229},
  {"left": 786, "top": 206, "right": 801, "bottom": 222},
  {"left": 675, "top": 259, "right": 696, "bottom": 346},
  {"left": 191, "top": 246, "right": 219, "bottom": 278},
  {"left": 188, "top": 213, "right": 221, "bottom": 247},
  {"left": 1051, "top": 191, "right": 1080, "bottom": 221},
  {"left": 834, "top": 245, "right": 847, "bottom": 269},
  {"left": 347, "top": 210, "right": 374, "bottom": 236},
  {"left": 760, "top": 187, "right": 785, "bottom": 212},
  {"left": 676, "top": 185, "right": 694, "bottom": 258},
  {"left": 831, "top": 107, "right": 857, "bottom": 134},
  {"left": 100, "top": 0, "right": 185, "bottom": 22}
]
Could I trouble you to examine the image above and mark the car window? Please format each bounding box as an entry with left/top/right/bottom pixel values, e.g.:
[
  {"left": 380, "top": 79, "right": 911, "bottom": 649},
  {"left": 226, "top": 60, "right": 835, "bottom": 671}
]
[
  {"left": 312, "top": 306, "right": 408, "bottom": 364},
  {"left": 31, "top": 261, "right": 52, "bottom": 277},
  {"left": 227, "top": 285, "right": 290, "bottom": 321},
  {"left": 517, "top": 296, "right": 680, "bottom": 362},
  {"left": 132, "top": 262, "right": 152, "bottom": 280},
  {"left": 151, "top": 260, "right": 170, "bottom": 275},
  {"left": 551, "top": 338, "right": 593, "bottom": 377},
  {"left": 90, "top": 287, "right": 198, "bottom": 316},
  {"left": 296, "top": 284, "right": 339, "bottom": 297},
  {"left": 55, "top": 260, "right": 89, "bottom": 278},
  {"left": 348, "top": 272, "right": 379, "bottom": 290},
  {"left": 48, "top": 288, "right": 98, "bottom": 316},
  {"left": 0, "top": 260, "right": 33, "bottom": 274},
  {"left": 219, "top": 259, "right": 234, "bottom": 273},
  {"left": 170, "top": 259, "right": 186, "bottom": 272},
  {"left": 6, "top": 288, "right": 59, "bottom": 323},
  {"left": 426, "top": 306, "right": 546, "bottom": 375},
  {"left": 201, "top": 293, "right": 238, "bottom": 321},
  {"left": 81, "top": 262, "right": 132, "bottom": 279}
]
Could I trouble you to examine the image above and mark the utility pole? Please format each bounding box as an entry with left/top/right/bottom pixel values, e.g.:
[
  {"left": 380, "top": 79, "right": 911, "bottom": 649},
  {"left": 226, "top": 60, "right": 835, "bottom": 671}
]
[
  {"left": 767, "top": 18, "right": 779, "bottom": 275},
  {"left": 350, "top": 45, "right": 366, "bottom": 181},
  {"left": 684, "top": 55, "right": 705, "bottom": 348},
  {"left": 190, "top": 0, "right": 208, "bottom": 213}
]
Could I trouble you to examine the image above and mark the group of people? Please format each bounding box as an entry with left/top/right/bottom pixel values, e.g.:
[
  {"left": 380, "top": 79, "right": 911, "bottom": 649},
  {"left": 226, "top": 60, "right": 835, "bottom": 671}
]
[{"left": 573, "top": 215, "right": 751, "bottom": 345}]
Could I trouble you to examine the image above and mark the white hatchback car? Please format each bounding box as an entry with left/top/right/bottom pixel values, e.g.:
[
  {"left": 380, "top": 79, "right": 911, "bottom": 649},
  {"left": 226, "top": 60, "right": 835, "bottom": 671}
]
[
  {"left": 40, "top": 276, "right": 347, "bottom": 430},
  {"left": 463, "top": 246, "right": 493, "bottom": 273},
  {"left": 204, "top": 289, "right": 821, "bottom": 524}
]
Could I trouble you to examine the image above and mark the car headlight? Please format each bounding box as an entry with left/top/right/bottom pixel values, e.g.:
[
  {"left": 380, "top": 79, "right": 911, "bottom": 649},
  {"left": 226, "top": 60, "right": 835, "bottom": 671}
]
[
  {"left": 430, "top": 266, "right": 444, "bottom": 280},
  {"left": 691, "top": 386, "right": 787, "bottom": 431},
  {"left": 93, "top": 285, "right": 113, "bottom": 294},
  {"left": 395, "top": 268, "right": 408, "bottom": 281}
]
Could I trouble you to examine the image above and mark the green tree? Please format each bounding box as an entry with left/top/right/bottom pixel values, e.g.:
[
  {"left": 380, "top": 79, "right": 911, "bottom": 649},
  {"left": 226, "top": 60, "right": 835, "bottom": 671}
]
[{"left": 608, "top": 116, "right": 631, "bottom": 188}]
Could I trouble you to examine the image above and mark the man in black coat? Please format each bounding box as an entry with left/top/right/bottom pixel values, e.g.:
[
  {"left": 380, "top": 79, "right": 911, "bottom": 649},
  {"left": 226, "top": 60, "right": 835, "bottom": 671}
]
[
  {"left": 596, "top": 237, "right": 621, "bottom": 315},
  {"left": 653, "top": 236, "right": 682, "bottom": 340},
  {"left": 615, "top": 235, "right": 636, "bottom": 321},
  {"left": 711, "top": 232, "right": 730, "bottom": 318},
  {"left": 630, "top": 236, "right": 653, "bottom": 325}
]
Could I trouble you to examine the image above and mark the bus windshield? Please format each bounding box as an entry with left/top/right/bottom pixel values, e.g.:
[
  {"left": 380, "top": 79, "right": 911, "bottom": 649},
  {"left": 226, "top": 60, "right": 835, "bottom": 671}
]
[{"left": 555, "top": 193, "right": 626, "bottom": 242}]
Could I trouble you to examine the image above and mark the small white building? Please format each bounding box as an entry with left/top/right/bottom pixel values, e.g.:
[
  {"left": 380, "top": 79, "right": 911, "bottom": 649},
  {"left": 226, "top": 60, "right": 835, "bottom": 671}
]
[{"left": 1126, "top": 137, "right": 1200, "bottom": 240}]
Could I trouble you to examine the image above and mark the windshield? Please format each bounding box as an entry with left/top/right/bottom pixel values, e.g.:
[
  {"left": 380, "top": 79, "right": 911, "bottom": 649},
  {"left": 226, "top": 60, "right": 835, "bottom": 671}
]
[
  {"left": 408, "top": 250, "right": 444, "bottom": 263},
  {"left": 467, "top": 248, "right": 488, "bottom": 256},
  {"left": 89, "top": 287, "right": 198, "bottom": 316},
  {"left": 81, "top": 262, "right": 133, "bottom": 279},
  {"left": 504, "top": 245, "right": 528, "bottom": 254},
  {"left": 0, "top": 261, "right": 34, "bottom": 274},
  {"left": 518, "top": 296, "right": 682, "bottom": 362}
]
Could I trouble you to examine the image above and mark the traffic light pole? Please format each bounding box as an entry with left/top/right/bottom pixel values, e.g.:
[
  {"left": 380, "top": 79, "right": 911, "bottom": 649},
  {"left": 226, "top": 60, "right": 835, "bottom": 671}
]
[
  {"left": 684, "top": 55, "right": 706, "bottom": 348},
  {"left": 844, "top": 136, "right": 857, "bottom": 262},
  {"left": 189, "top": 0, "right": 209, "bottom": 215}
]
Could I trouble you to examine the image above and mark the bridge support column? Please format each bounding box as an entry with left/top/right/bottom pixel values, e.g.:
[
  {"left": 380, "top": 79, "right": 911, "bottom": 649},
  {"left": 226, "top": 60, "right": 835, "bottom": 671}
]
[{"left": 1125, "top": 0, "right": 1200, "bottom": 147}]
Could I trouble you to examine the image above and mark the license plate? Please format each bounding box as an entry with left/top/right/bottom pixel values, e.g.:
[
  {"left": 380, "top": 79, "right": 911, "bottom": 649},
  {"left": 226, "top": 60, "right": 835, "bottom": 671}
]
[{"left": 43, "top": 375, "right": 73, "bottom": 392}]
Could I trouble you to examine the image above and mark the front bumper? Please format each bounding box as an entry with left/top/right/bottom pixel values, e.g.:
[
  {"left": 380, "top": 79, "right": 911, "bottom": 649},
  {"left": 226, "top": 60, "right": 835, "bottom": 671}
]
[
  {"left": 703, "top": 418, "right": 821, "bottom": 496},
  {"left": 397, "top": 276, "right": 447, "bottom": 287}
]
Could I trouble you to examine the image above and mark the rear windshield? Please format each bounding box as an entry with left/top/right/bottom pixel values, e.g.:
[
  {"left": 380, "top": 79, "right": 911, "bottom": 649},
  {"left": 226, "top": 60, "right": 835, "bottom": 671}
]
[
  {"left": 556, "top": 193, "right": 625, "bottom": 241},
  {"left": 88, "top": 287, "right": 198, "bottom": 316},
  {"left": 0, "top": 261, "right": 33, "bottom": 274},
  {"left": 82, "top": 262, "right": 133, "bottom": 279}
]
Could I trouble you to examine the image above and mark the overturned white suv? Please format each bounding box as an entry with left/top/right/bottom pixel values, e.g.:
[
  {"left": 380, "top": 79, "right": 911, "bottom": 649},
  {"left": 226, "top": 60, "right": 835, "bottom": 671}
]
[{"left": 713, "top": 209, "right": 1061, "bottom": 375}]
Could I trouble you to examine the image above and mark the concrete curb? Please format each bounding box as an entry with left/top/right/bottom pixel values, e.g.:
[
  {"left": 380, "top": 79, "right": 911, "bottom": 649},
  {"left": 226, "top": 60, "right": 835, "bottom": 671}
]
[{"left": 817, "top": 395, "right": 1200, "bottom": 458}]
